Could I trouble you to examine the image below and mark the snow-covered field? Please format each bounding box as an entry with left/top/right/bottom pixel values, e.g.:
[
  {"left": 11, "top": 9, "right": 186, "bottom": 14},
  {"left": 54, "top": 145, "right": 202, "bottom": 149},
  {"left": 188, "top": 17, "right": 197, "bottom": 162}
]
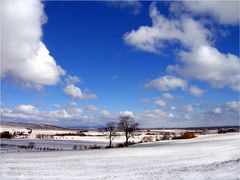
[
  {"left": 1, "top": 133, "right": 239, "bottom": 179},
  {"left": 0, "top": 138, "right": 109, "bottom": 152}
]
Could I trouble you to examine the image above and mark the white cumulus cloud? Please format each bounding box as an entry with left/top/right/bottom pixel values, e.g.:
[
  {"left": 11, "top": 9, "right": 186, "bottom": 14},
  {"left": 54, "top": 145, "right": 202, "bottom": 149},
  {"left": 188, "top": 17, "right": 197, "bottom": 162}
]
[
  {"left": 189, "top": 85, "right": 205, "bottom": 97},
  {"left": 1, "top": 0, "right": 65, "bottom": 88},
  {"left": 212, "top": 107, "right": 222, "bottom": 114},
  {"left": 15, "top": 104, "right": 39, "bottom": 115},
  {"left": 155, "top": 99, "right": 166, "bottom": 107},
  {"left": 124, "top": 2, "right": 239, "bottom": 92},
  {"left": 144, "top": 75, "right": 187, "bottom": 91},
  {"left": 124, "top": 2, "right": 210, "bottom": 53},
  {"left": 178, "top": 1, "right": 239, "bottom": 25},
  {"left": 63, "top": 84, "right": 97, "bottom": 100},
  {"left": 1, "top": 101, "right": 239, "bottom": 128},
  {"left": 118, "top": 111, "right": 134, "bottom": 117},
  {"left": 168, "top": 46, "right": 240, "bottom": 91},
  {"left": 162, "top": 93, "right": 174, "bottom": 100}
]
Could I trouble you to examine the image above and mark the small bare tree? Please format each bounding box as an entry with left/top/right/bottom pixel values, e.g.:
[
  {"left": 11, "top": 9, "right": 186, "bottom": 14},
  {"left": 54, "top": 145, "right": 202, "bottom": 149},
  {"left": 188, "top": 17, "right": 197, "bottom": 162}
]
[
  {"left": 118, "top": 116, "right": 139, "bottom": 147},
  {"left": 101, "top": 121, "right": 117, "bottom": 148}
]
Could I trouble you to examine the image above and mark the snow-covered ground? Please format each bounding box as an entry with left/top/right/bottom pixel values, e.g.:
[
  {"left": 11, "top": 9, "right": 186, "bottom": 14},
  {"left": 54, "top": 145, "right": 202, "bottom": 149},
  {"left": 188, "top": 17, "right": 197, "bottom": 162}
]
[
  {"left": 0, "top": 125, "right": 161, "bottom": 151},
  {"left": 0, "top": 124, "right": 142, "bottom": 142},
  {"left": 0, "top": 138, "right": 109, "bottom": 152},
  {"left": 1, "top": 133, "right": 239, "bottom": 179}
]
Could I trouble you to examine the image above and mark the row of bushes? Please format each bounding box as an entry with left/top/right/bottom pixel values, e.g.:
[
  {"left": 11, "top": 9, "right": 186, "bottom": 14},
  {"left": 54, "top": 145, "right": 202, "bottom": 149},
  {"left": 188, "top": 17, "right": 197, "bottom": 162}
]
[
  {"left": 72, "top": 144, "right": 101, "bottom": 150},
  {"left": 105, "top": 141, "right": 137, "bottom": 148},
  {"left": 218, "top": 128, "right": 238, "bottom": 134},
  {"left": 1, "top": 143, "right": 63, "bottom": 151},
  {"left": 1, "top": 130, "right": 31, "bottom": 139},
  {"left": 101, "top": 132, "right": 197, "bottom": 148},
  {"left": 140, "top": 132, "right": 196, "bottom": 143},
  {"left": 0, "top": 131, "right": 14, "bottom": 139},
  {"left": 36, "top": 132, "right": 87, "bottom": 139},
  {"left": 72, "top": 141, "right": 138, "bottom": 150},
  {"left": 36, "top": 134, "right": 54, "bottom": 139},
  {"left": 172, "top": 132, "right": 196, "bottom": 140},
  {"left": 33, "top": 147, "right": 63, "bottom": 151},
  {"left": 141, "top": 134, "right": 170, "bottom": 142},
  {"left": 55, "top": 132, "right": 86, "bottom": 137}
]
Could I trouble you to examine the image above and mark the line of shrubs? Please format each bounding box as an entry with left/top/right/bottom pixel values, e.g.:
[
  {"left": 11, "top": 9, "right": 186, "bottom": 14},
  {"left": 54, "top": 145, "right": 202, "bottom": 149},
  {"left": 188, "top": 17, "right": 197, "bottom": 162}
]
[
  {"left": 218, "top": 128, "right": 238, "bottom": 134},
  {"left": 72, "top": 144, "right": 101, "bottom": 150},
  {"left": 1, "top": 142, "right": 63, "bottom": 152},
  {"left": 0, "top": 131, "right": 15, "bottom": 139},
  {"left": 1, "top": 131, "right": 31, "bottom": 139},
  {"left": 55, "top": 132, "right": 86, "bottom": 137},
  {"left": 36, "top": 134, "right": 54, "bottom": 139},
  {"left": 36, "top": 132, "right": 87, "bottom": 139},
  {"left": 138, "top": 131, "right": 196, "bottom": 143},
  {"left": 79, "top": 132, "right": 197, "bottom": 150},
  {"left": 105, "top": 141, "right": 138, "bottom": 148},
  {"left": 172, "top": 132, "right": 196, "bottom": 139},
  {"left": 72, "top": 142, "right": 138, "bottom": 150}
]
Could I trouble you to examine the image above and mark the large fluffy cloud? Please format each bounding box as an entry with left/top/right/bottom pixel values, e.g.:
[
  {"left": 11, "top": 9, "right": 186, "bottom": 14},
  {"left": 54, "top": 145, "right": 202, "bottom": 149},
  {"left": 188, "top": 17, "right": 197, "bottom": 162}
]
[
  {"left": 172, "top": 1, "right": 240, "bottom": 25},
  {"left": 15, "top": 104, "right": 39, "bottom": 115},
  {"left": 144, "top": 75, "right": 187, "bottom": 91},
  {"left": 124, "top": 2, "right": 211, "bottom": 53},
  {"left": 1, "top": 0, "right": 64, "bottom": 88},
  {"left": 124, "top": 2, "right": 239, "bottom": 92},
  {"left": 168, "top": 46, "right": 240, "bottom": 91}
]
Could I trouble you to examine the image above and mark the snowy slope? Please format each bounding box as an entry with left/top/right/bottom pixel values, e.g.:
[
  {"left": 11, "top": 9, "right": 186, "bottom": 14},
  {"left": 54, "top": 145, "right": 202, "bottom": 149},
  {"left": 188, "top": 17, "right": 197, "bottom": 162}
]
[{"left": 1, "top": 133, "right": 240, "bottom": 180}]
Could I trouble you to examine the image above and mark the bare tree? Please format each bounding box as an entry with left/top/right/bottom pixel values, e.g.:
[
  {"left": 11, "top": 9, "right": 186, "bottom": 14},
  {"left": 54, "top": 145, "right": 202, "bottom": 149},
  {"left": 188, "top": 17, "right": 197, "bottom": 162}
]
[
  {"left": 101, "top": 121, "right": 117, "bottom": 148},
  {"left": 118, "top": 116, "right": 139, "bottom": 147}
]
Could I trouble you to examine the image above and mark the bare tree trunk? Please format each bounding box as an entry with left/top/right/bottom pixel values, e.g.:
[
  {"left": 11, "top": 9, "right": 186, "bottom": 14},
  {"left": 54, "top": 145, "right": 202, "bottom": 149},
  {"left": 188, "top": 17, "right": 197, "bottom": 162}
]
[
  {"left": 109, "top": 138, "right": 112, "bottom": 147},
  {"left": 118, "top": 116, "right": 139, "bottom": 148},
  {"left": 125, "top": 132, "right": 129, "bottom": 147}
]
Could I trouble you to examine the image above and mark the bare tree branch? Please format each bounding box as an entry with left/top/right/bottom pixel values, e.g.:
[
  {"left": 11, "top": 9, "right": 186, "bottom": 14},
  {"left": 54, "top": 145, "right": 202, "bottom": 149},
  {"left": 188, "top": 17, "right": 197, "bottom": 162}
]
[
  {"left": 118, "top": 116, "right": 139, "bottom": 147},
  {"left": 100, "top": 121, "right": 117, "bottom": 148}
]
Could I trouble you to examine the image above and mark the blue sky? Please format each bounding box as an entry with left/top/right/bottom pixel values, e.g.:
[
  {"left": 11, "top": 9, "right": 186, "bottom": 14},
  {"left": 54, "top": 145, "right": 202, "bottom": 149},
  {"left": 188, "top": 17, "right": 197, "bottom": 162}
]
[{"left": 1, "top": 1, "right": 239, "bottom": 128}]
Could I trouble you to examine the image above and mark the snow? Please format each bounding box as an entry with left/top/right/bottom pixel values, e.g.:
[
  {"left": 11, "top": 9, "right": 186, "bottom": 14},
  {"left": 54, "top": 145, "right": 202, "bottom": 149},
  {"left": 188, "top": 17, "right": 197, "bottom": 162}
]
[
  {"left": 1, "top": 133, "right": 239, "bottom": 179},
  {"left": 0, "top": 125, "right": 144, "bottom": 150},
  {"left": 0, "top": 135, "right": 140, "bottom": 153}
]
